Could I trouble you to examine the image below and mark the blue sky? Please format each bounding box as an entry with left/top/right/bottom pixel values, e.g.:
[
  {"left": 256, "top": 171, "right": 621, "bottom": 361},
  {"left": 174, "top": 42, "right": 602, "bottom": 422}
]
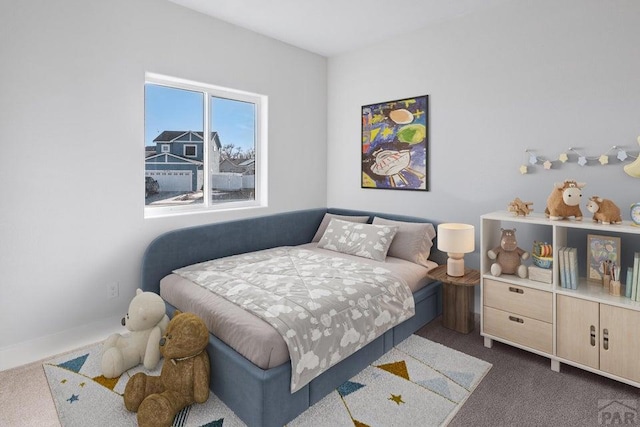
[{"left": 144, "top": 84, "right": 255, "bottom": 151}]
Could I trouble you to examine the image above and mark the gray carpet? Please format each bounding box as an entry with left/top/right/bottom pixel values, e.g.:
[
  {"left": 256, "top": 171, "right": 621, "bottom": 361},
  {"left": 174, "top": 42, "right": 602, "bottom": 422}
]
[{"left": 417, "top": 316, "right": 640, "bottom": 426}]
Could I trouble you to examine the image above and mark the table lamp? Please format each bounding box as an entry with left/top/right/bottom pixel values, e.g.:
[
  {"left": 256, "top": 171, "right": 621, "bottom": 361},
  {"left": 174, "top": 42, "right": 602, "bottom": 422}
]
[{"left": 437, "top": 223, "right": 475, "bottom": 277}]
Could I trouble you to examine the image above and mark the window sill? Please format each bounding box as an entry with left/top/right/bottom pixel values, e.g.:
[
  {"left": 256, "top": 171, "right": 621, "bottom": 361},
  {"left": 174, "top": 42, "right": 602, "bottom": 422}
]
[{"left": 144, "top": 200, "right": 266, "bottom": 219}]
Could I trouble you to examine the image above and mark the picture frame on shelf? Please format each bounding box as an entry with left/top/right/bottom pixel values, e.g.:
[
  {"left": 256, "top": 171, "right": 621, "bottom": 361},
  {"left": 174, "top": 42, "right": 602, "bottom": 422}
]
[
  {"left": 586, "top": 234, "right": 621, "bottom": 282},
  {"left": 361, "top": 95, "right": 429, "bottom": 191}
]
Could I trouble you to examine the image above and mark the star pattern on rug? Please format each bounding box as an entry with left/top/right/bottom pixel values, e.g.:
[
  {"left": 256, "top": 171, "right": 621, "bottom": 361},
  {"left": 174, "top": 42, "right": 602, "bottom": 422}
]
[
  {"left": 43, "top": 335, "right": 491, "bottom": 427},
  {"left": 337, "top": 380, "right": 365, "bottom": 398},
  {"left": 45, "top": 346, "right": 246, "bottom": 427},
  {"left": 443, "top": 370, "right": 475, "bottom": 389},
  {"left": 388, "top": 393, "right": 405, "bottom": 405},
  {"left": 200, "top": 419, "right": 224, "bottom": 427},
  {"left": 417, "top": 378, "right": 453, "bottom": 399},
  {"left": 375, "top": 360, "right": 409, "bottom": 380},
  {"left": 58, "top": 354, "right": 89, "bottom": 373},
  {"left": 92, "top": 375, "right": 120, "bottom": 391}
]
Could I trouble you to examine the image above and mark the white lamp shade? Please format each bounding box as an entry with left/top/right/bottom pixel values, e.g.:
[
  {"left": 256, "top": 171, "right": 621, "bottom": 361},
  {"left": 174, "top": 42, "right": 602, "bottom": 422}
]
[
  {"left": 437, "top": 223, "right": 475, "bottom": 254},
  {"left": 437, "top": 223, "right": 475, "bottom": 277}
]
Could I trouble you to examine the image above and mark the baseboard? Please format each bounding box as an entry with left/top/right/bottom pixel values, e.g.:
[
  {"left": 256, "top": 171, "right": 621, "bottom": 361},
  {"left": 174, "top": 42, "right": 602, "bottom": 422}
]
[{"left": 0, "top": 315, "right": 125, "bottom": 372}]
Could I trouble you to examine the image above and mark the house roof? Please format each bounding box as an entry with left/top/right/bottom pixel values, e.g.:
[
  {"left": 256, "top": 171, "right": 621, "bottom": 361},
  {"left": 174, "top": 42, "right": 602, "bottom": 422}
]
[
  {"left": 153, "top": 131, "right": 222, "bottom": 149},
  {"left": 144, "top": 152, "right": 203, "bottom": 166},
  {"left": 219, "top": 157, "right": 255, "bottom": 175}
]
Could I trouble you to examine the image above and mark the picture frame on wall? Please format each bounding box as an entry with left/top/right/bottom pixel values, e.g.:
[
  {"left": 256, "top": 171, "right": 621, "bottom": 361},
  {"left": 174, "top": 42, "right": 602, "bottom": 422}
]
[
  {"left": 361, "top": 95, "right": 429, "bottom": 191},
  {"left": 586, "top": 234, "right": 621, "bottom": 282}
]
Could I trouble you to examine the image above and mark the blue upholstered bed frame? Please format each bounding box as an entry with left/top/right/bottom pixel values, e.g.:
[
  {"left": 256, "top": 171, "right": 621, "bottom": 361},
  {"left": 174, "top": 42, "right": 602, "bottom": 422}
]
[{"left": 141, "top": 208, "right": 444, "bottom": 427}]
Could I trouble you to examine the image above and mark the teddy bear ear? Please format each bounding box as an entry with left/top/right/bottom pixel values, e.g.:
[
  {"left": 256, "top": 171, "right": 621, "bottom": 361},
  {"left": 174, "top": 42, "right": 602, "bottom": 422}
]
[
  {"left": 136, "top": 288, "right": 143, "bottom": 296},
  {"left": 173, "top": 310, "right": 183, "bottom": 318}
]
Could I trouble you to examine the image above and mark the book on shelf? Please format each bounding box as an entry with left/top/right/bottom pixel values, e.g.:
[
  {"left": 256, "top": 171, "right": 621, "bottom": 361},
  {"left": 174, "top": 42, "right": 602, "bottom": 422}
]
[
  {"left": 558, "top": 247, "right": 566, "bottom": 288},
  {"left": 568, "top": 248, "right": 578, "bottom": 290},
  {"left": 631, "top": 252, "right": 640, "bottom": 301},
  {"left": 626, "top": 266, "right": 633, "bottom": 299},
  {"left": 556, "top": 247, "right": 578, "bottom": 289},
  {"left": 563, "top": 247, "right": 571, "bottom": 289},
  {"left": 565, "top": 246, "right": 571, "bottom": 288}
]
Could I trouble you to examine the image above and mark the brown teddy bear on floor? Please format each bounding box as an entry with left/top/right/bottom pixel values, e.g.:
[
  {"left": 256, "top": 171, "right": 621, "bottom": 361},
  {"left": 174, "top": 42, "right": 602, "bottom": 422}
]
[{"left": 124, "top": 310, "right": 210, "bottom": 427}]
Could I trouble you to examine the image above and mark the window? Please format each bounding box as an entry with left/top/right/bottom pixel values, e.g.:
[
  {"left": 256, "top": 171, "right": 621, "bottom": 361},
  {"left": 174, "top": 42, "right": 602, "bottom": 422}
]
[
  {"left": 183, "top": 144, "right": 197, "bottom": 157},
  {"left": 144, "top": 73, "right": 266, "bottom": 216}
]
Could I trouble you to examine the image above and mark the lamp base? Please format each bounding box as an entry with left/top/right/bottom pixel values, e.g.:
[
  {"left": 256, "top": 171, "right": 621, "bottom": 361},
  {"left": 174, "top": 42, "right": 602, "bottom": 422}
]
[{"left": 447, "top": 256, "right": 465, "bottom": 277}]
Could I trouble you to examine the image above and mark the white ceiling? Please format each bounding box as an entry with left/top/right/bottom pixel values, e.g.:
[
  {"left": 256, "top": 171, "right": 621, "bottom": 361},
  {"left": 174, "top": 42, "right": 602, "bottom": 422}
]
[{"left": 168, "top": 0, "right": 511, "bottom": 57}]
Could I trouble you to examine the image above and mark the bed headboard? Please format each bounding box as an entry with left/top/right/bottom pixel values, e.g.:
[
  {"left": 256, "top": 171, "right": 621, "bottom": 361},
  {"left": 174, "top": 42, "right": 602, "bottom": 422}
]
[
  {"left": 141, "top": 209, "right": 327, "bottom": 294},
  {"left": 141, "top": 208, "right": 444, "bottom": 294}
]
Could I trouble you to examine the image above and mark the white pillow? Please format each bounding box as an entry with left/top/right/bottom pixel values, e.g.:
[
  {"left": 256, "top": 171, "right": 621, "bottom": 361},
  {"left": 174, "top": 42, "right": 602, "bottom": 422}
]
[
  {"left": 312, "top": 213, "right": 369, "bottom": 242},
  {"left": 317, "top": 218, "right": 398, "bottom": 261},
  {"left": 372, "top": 217, "right": 435, "bottom": 267}
]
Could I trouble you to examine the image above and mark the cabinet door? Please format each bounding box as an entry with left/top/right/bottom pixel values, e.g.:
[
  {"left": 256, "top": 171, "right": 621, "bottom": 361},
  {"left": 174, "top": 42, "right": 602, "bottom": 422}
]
[
  {"left": 556, "top": 295, "right": 599, "bottom": 369},
  {"left": 600, "top": 304, "right": 640, "bottom": 383}
]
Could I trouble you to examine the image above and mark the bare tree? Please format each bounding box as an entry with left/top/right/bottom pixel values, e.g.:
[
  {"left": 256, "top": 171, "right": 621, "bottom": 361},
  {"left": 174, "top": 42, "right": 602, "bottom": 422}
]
[
  {"left": 222, "top": 144, "right": 241, "bottom": 159},
  {"left": 221, "top": 144, "right": 254, "bottom": 160}
]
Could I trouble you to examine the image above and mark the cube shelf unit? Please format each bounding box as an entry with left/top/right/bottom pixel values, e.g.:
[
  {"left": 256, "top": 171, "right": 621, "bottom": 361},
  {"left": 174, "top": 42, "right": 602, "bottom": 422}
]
[{"left": 481, "top": 210, "right": 640, "bottom": 387}]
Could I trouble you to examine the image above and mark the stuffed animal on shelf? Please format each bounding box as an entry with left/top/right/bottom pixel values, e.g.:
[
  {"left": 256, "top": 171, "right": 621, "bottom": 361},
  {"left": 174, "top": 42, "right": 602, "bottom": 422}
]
[
  {"left": 586, "top": 196, "right": 622, "bottom": 225},
  {"left": 124, "top": 311, "right": 210, "bottom": 427},
  {"left": 487, "top": 228, "right": 529, "bottom": 278},
  {"left": 508, "top": 198, "right": 533, "bottom": 216},
  {"left": 101, "top": 289, "right": 170, "bottom": 379},
  {"left": 545, "top": 180, "right": 586, "bottom": 221}
]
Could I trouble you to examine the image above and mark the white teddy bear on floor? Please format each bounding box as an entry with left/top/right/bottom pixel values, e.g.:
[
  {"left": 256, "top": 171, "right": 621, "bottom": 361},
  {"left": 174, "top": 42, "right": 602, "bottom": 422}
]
[{"left": 101, "top": 289, "right": 170, "bottom": 378}]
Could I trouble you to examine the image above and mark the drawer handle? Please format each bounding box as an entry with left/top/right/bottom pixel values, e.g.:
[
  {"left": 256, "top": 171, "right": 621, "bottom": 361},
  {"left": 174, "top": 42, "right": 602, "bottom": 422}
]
[
  {"left": 603, "top": 328, "right": 609, "bottom": 350},
  {"left": 590, "top": 325, "right": 596, "bottom": 347},
  {"left": 508, "top": 315, "right": 524, "bottom": 324},
  {"left": 508, "top": 287, "right": 524, "bottom": 294}
]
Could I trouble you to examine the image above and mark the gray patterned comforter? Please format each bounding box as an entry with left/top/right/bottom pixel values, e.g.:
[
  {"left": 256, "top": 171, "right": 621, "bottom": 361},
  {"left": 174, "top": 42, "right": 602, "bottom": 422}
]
[{"left": 173, "top": 247, "right": 415, "bottom": 392}]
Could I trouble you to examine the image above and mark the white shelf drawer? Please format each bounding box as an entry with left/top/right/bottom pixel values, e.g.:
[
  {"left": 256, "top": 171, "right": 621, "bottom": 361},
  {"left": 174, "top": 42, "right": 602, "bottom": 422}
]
[
  {"left": 483, "top": 306, "right": 553, "bottom": 354},
  {"left": 484, "top": 278, "right": 552, "bottom": 323}
]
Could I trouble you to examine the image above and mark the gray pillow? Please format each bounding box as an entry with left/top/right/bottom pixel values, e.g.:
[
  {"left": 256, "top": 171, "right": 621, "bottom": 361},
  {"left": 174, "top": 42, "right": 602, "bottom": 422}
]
[
  {"left": 372, "top": 217, "right": 436, "bottom": 268},
  {"left": 317, "top": 218, "right": 398, "bottom": 261},
  {"left": 312, "top": 213, "right": 369, "bottom": 242}
]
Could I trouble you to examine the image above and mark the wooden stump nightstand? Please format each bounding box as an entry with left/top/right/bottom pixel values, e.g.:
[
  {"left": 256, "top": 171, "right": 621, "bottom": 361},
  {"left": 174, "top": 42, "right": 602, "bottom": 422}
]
[{"left": 426, "top": 265, "right": 480, "bottom": 334}]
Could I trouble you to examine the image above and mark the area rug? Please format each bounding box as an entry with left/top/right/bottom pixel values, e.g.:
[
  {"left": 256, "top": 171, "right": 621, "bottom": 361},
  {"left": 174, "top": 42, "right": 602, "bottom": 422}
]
[{"left": 43, "top": 335, "right": 491, "bottom": 426}]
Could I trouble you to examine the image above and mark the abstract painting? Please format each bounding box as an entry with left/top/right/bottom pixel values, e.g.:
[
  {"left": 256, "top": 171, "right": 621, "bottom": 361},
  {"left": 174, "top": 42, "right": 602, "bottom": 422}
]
[
  {"left": 586, "top": 234, "right": 620, "bottom": 282},
  {"left": 362, "top": 95, "right": 428, "bottom": 191}
]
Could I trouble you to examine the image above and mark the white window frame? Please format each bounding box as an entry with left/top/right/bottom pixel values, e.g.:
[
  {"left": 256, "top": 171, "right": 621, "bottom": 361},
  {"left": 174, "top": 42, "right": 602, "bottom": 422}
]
[
  {"left": 183, "top": 144, "right": 197, "bottom": 158},
  {"left": 144, "top": 72, "right": 268, "bottom": 218},
  {"left": 161, "top": 144, "right": 170, "bottom": 153}
]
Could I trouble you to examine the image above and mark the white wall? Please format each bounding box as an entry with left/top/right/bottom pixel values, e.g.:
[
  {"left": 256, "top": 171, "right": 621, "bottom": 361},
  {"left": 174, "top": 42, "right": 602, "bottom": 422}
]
[
  {"left": 327, "top": 0, "right": 640, "bottom": 277},
  {"left": 0, "top": 0, "right": 327, "bottom": 366}
]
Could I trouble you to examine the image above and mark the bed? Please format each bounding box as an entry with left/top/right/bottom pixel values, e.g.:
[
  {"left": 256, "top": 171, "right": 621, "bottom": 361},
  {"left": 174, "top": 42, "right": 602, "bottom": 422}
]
[{"left": 141, "top": 208, "right": 444, "bottom": 427}]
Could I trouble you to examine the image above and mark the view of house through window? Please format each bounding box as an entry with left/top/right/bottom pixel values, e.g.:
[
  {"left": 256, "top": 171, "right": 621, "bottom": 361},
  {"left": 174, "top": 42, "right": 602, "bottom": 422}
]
[{"left": 144, "top": 75, "right": 259, "bottom": 213}]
